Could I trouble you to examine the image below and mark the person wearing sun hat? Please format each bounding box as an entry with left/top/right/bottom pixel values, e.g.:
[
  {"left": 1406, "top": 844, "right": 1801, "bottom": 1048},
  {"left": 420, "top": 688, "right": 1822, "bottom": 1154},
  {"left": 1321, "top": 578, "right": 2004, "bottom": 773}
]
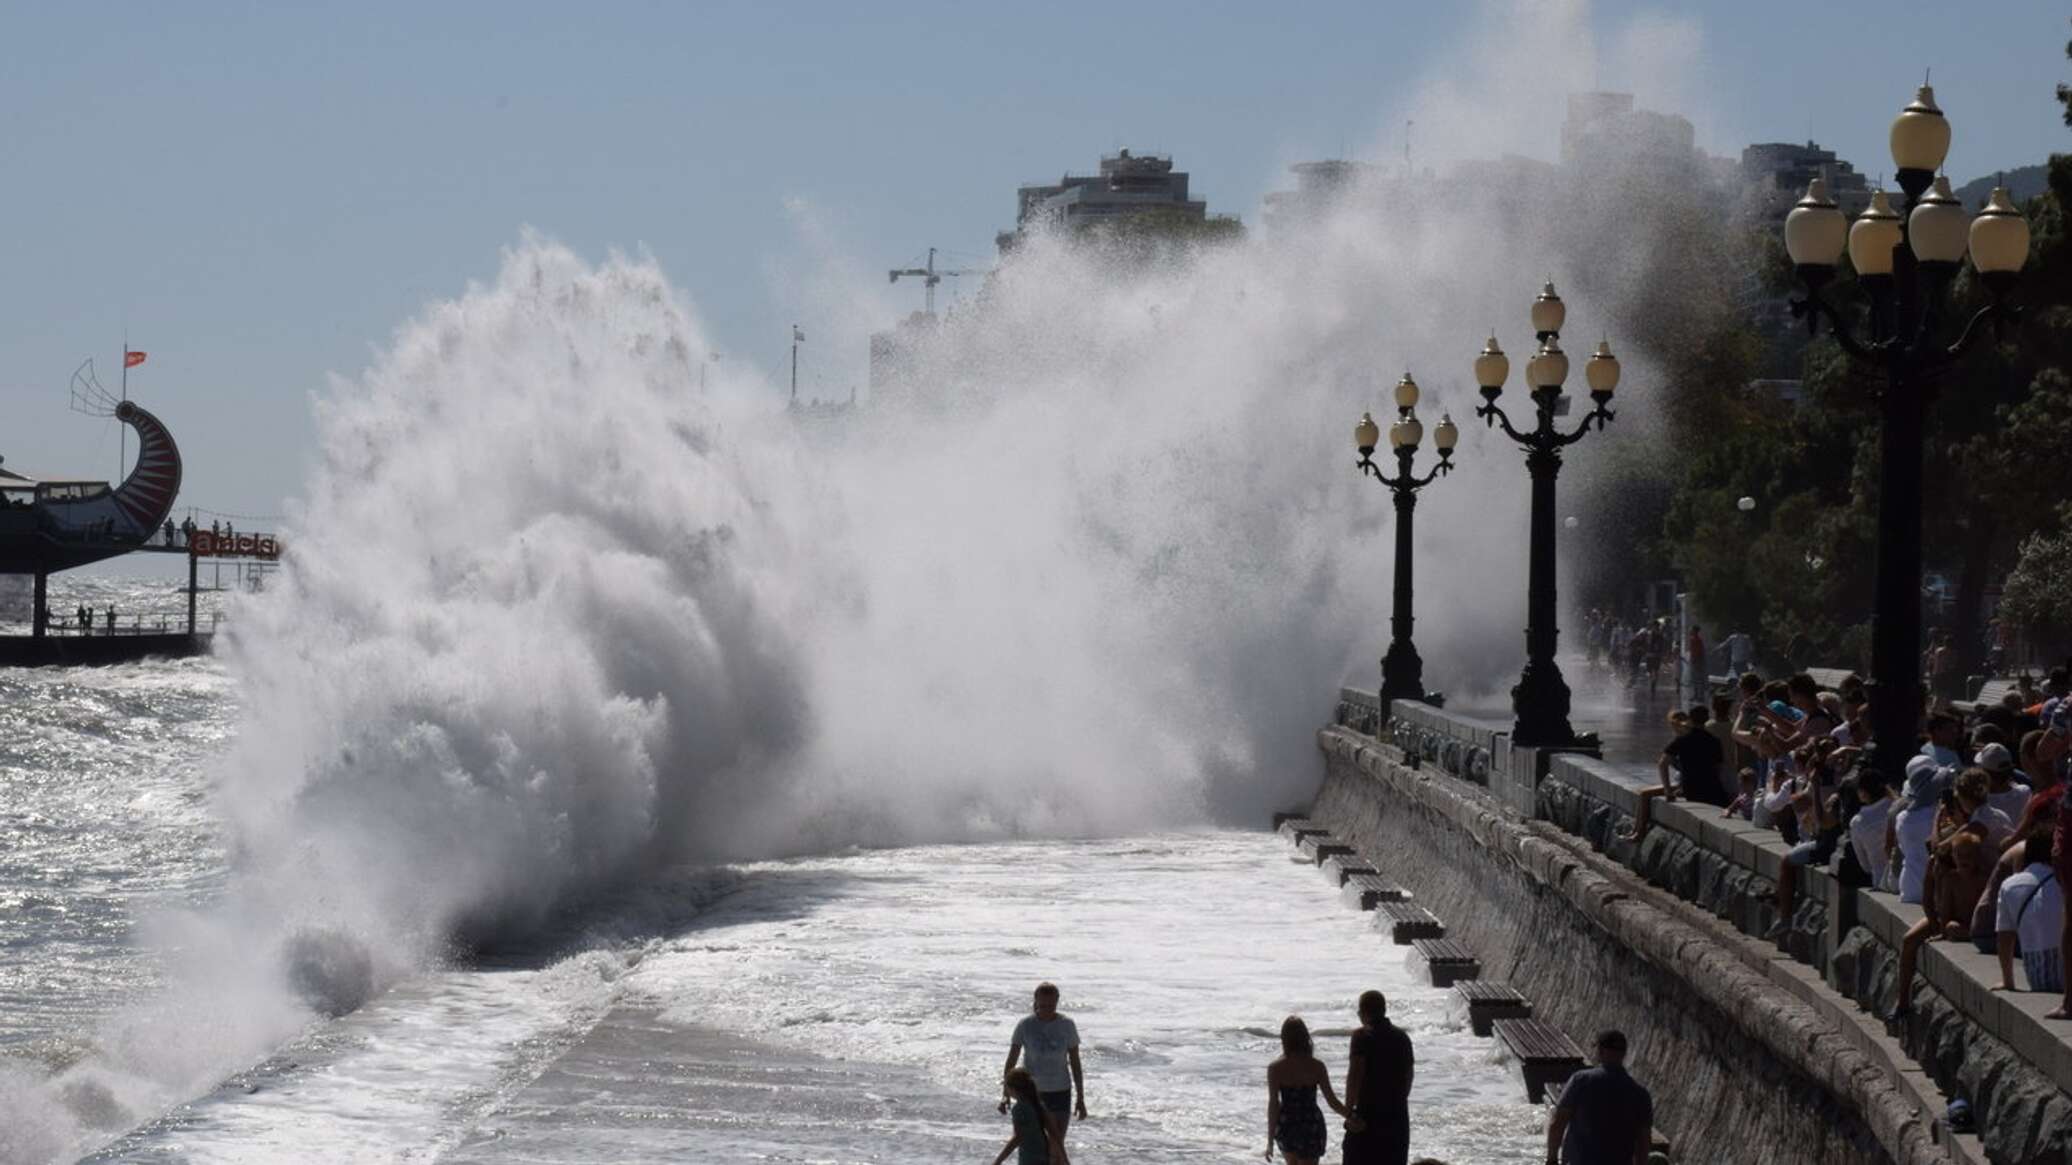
[
  {"left": 1892, "top": 753, "right": 1949, "bottom": 905},
  {"left": 1978, "top": 743, "right": 2032, "bottom": 822}
]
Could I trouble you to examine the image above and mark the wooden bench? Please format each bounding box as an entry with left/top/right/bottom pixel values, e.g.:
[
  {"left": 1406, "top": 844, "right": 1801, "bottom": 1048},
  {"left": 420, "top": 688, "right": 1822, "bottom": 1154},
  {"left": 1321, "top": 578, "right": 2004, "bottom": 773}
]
[
  {"left": 1452, "top": 980, "right": 1532, "bottom": 1037},
  {"left": 1409, "top": 939, "right": 1481, "bottom": 987},
  {"left": 1803, "top": 666, "right": 1855, "bottom": 688},
  {"left": 1340, "top": 873, "right": 1409, "bottom": 910},
  {"left": 1493, "top": 1019, "right": 1586, "bottom": 1103},
  {"left": 1320, "top": 854, "right": 1378, "bottom": 886},
  {"left": 1953, "top": 678, "right": 2020, "bottom": 716},
  {"left": 1303, "top": 838, "right": 1354, "bottom": 866},
  {"left": 1375, "top": 902, "right": 1444, "bottom": 944},
  {"left": 1277, "top": 817, "right": 1329, "bottom": 843}
]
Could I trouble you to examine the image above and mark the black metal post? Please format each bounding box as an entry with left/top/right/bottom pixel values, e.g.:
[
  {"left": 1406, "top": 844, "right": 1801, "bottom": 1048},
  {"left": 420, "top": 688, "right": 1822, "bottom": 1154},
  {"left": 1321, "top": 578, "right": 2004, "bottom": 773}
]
[
  {"left": 1792, "top": 165, "right": 2015, "bottom": 791},
  {"left": 1380, "top": 447, "right": 1427, "bottom": 704},
  {"left": 1512, "top": 438, "right": 1574, "bottom": 745},
  {"left": 1867, "top": 361, "right": 1927, "bottom": 789},
  {"left": 31, "top": 571, "right": 47, "bottom": 640},
  {"left": 1357, "top": 423, "right": 1453, "bottom": 707},
  {"left": 187, "top": 548, "right": 198, "bottom": 637},
  {"left": 1477, "top": 340, "right": 1616, "bottom": 750}
]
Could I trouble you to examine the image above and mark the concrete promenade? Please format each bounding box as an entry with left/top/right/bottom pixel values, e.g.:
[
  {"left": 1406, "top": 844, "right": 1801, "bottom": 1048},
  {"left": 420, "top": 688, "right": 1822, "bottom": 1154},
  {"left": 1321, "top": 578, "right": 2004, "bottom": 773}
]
[{"left": 440, "top": 1013, "right": 983, "bottom": 1161}]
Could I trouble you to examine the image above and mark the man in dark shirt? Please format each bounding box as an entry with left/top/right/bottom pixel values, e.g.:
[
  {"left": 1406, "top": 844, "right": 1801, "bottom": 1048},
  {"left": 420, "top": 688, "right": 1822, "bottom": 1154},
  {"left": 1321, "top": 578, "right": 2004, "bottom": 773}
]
[
  {"left": 1342, "top": 989, "right": 1412, "bottom": 1165},
  {"left": 1662, "top": 705, "right": 1728, "bottom": 807},
  {"left": 1546, "top": 1030, "right": 1652, "bottom": 1164}
]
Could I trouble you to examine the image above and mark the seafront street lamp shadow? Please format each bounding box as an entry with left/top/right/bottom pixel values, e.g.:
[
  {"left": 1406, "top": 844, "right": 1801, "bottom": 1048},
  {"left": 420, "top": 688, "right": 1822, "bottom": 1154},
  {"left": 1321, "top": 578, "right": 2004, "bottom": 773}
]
[
  {"left": 1353, "top": 372, "right": 1459, "bottom": 708},
  {"left": 1780, "top": 83, "right": 2028, "bottom": 789},
  {"left": 1473, "top": 283, "right": 1621, "bottom": 750}
]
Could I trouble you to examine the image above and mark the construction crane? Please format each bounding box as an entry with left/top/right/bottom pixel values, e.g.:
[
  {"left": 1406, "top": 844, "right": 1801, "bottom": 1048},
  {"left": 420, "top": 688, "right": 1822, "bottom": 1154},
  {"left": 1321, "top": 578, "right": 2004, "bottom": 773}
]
[{"left": 888, "top": 248, "right": 981, "bottom": 317}]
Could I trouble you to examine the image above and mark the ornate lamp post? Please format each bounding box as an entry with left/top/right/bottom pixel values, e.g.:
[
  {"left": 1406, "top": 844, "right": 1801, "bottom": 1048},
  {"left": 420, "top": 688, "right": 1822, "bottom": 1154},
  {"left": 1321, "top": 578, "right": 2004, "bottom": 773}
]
[
  {"left": 1782, "top": 84, "right": 2029, "bottom": 786},
  {"left": 1355, "top": 373, "right": 1460, "bottom": 706},
  {"left": 1472, "top": 283, "right": 1622, "bottom": 748}
]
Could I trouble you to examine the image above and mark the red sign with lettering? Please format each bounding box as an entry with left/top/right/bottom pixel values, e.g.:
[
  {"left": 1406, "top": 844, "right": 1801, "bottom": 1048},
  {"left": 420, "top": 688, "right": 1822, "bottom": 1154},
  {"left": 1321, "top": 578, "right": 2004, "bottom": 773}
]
[{"left": 190, "top": 531, "right": 281, "bottom": 560}]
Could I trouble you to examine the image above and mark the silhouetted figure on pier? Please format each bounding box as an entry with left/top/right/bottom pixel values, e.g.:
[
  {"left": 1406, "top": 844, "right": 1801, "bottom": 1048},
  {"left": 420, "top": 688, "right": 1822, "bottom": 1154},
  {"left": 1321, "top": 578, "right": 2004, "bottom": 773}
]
[
  {"left": 1545, "top": 1030, "right": 1652, "bottom": 1164},
  {"left": 1265, "top": 1015, "right": 1356, "bottom": 1164},
  {"left": 1342, "top": 989, "right": 1411, "bottom": 1165}
]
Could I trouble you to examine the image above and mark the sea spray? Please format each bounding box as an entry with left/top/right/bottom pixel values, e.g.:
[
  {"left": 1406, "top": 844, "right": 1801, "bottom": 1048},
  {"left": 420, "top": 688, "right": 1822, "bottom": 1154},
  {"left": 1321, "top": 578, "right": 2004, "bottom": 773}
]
[{"left": 1, "top": 93, "right": 1723, "bottom": 1152}]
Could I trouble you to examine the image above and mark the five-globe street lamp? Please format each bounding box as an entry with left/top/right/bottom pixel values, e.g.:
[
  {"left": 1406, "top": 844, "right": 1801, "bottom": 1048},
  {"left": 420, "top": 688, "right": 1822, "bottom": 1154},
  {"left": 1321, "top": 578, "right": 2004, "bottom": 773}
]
[
  {"left": 1354, "top": 372, "right": 1460, "bottom": 706},
  {"left": 1781, "top": 84, "right": 2030, "bottom": 789},
  {"left": 1472, "top": 282, "right": 1622, "bottom": 749}
]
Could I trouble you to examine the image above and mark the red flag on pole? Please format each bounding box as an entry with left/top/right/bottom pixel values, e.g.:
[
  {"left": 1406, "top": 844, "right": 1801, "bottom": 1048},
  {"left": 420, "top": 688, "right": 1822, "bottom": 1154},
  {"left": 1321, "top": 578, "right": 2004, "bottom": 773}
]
[{"left": 125, "top": 351, "right": 147, "bottom": 368}]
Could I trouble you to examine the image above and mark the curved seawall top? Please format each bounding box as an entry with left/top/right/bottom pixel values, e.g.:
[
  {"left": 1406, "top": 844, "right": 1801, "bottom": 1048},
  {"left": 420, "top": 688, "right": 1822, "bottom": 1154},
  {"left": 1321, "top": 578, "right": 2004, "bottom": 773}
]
[{"left": 1303, "top": 692, "right": 2072, "bottom": 1165}]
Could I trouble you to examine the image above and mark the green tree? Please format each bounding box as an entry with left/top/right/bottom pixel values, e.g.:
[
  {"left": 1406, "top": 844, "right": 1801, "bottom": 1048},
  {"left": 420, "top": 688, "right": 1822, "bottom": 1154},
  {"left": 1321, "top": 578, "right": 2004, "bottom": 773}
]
[{"left": 2001, "top": 507, "right": 2072, "bottom": 658}]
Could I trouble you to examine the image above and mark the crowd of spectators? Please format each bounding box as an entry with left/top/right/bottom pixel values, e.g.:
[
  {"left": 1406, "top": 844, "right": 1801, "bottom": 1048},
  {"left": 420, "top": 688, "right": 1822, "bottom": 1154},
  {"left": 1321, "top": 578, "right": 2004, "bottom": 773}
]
[{"left": 1637, "top": 662, "right": 2072, "bottom": 1017}]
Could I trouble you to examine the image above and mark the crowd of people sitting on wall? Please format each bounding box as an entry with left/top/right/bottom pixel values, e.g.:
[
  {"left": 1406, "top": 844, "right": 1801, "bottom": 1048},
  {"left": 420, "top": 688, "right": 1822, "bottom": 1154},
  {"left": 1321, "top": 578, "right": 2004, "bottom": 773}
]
[{"left": 1629, "top": 660, "right": 2072, "bottom": 1017}]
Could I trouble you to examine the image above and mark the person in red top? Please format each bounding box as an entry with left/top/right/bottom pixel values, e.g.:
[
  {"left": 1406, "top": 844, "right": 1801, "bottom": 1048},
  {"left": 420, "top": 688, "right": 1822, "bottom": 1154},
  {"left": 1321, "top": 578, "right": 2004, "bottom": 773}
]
[{"left": 2015, "top": 730, "right": 2063, "bottom": 842}]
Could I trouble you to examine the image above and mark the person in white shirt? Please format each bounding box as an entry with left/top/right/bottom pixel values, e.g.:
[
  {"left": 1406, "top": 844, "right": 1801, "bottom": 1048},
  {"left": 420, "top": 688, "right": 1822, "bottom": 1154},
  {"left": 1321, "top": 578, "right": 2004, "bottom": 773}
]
[
  {"left": 1978, "top": 743, "right": 2032, "bottom": 823},
  {"left": 1960, "top": 765, "right": 2018, "bottom": 855},
  {"left": 1892, "top": 755, "right": 1947, "bottom": 905},
  {"left": 999, "top": 982, "right": 1086, "bottom": 1141},
  {"left": 1997, "top": 837, "right": 2065, "bottom": 993},
  {"left": 1848, "top": 770, "right": 1898, "bottom": 894}
]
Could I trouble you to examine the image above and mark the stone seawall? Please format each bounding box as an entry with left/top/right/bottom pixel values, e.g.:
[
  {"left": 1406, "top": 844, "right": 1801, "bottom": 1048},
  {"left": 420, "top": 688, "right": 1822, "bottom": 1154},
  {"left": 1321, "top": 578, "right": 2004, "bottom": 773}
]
[
  {"left": 1319, "top": 694, "right": 2072, "bottom": 1165},
  {"left": 1311, "top": 719, "right": 1946, "bottom": 1165},
  {"left": 1534, "top": 751, "right": 2072, "bottom": 1165}
]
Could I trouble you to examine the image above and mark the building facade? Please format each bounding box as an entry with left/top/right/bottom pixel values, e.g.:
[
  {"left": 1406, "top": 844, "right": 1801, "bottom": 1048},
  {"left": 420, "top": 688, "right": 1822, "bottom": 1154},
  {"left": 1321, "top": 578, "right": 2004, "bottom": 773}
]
[
  {"left": 996, "top": 149, "right": 1213, "bottom": 253},
  {"left": 1741, "top": 140, "right": 1871, "bottom": 213}
]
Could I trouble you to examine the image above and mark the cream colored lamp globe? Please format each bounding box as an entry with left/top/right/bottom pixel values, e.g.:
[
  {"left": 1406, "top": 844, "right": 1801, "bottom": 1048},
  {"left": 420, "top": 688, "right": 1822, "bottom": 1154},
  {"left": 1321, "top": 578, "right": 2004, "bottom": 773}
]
[
  {"left": 1354, "top": 412, "right": 1381, "bottom": 455},
  {"left": 1738, "top": 496, "right": 1756, "bottom": 512},
  {"left": 1584, "top": 340, "right": 1620, "bottom": 395},
  {"left": 1908, "top": 176, "right": 1970, "bottom": 266},
  {"left": 1527, "top": 339, "right": 1569, "bottom": 391},
  {"left": 1433, "top": 413, "right": 1459, "bottom": 454},
  {"left": 1475, "top": 336, "right": 1509, "bottom": 392},
  {"left": 1389, "top": 415, "right": 1423, "bottom": 450},
  {"left": 1848, "top": 191, "right": 1903, "bottom": 278},
  {"left": 1530, "top": 282, "right": 1566, "bottom": 337},
  {"left": 1394, "top": 372, "right": 1420, "bottom": 411},
  {"left": 1890, "top": 84, "right": 1952, "bottom": 175},
  {"left": 1784, "top": 177, "right": 1847, "bottom": 268},
  {"left": 1969, "top": 186, "right": 2031, "bottom": 276}
]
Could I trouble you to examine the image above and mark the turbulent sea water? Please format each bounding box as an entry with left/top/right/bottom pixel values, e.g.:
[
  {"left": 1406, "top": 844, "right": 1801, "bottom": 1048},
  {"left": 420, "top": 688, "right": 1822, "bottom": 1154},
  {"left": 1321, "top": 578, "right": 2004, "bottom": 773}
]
[
  {"left": 0, "top": 587, "right": 1545, "bottom": 1162},
  {"left": 0, "top": 226, "right": 1609, "bottom": 1160}
]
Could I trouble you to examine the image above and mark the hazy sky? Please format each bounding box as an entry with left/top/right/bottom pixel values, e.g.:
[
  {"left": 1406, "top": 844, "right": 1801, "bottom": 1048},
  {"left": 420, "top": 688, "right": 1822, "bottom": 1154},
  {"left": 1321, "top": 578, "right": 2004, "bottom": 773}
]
[{"left": 5, "top": 0, "right": 2069, "bottom": 519}]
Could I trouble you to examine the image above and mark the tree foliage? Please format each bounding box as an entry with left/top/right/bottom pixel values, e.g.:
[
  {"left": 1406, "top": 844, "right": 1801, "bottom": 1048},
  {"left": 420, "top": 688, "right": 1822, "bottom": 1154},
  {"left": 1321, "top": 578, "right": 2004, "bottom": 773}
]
[{"left": 1628, "top": 37, "right": 2072, "bottom": 670}]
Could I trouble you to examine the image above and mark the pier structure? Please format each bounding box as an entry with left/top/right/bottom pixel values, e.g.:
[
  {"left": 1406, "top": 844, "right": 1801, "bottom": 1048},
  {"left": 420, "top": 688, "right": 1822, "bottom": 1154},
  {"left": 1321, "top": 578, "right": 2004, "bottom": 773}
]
[{"left": 0, "top": 398, "right": 280, "bottom": 665}]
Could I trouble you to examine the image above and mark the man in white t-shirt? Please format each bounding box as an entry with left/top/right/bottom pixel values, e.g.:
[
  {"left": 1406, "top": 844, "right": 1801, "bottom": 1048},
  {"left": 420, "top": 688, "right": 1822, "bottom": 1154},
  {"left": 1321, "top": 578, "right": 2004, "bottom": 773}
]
[
  {"left": 1997, "top": 837, "right": 2064, "bottom": 993},
  {"left": 999, "top": 981, "right": 1086, "bottom": 1140},
  {"left": 1978, "top": 743, "right": 2032, "bottom": 822},
  {"left": 1848, "top": 770, "right": 1898, "bottom": 893}
]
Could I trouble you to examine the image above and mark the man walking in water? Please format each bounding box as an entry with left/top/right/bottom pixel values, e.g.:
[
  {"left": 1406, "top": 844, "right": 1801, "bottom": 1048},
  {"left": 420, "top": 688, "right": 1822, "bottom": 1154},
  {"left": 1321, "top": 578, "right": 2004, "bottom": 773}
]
[
  {"left": 999, "top": 982, "right": 1085, "bottom": 1143},
  {"left": 1545, "top": 1030, "right": 1652, "bottom": 1164},
  {"left": 1342, "top": 989, "right": 1412, "bottom": 1164}
]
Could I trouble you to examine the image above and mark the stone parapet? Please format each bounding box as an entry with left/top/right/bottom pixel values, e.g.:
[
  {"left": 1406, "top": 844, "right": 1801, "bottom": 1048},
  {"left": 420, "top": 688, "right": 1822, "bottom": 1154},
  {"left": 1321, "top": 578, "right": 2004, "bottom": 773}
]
[
  {"left": 1312, "top": 708, "right": 1982, "bottom": 1165},
  {"left": 1315, "top": 694, "right": 2072, "bottom": 1164}
]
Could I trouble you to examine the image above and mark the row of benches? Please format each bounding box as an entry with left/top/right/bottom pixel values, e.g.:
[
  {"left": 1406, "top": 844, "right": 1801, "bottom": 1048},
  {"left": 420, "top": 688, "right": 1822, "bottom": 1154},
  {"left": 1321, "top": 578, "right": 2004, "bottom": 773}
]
[{"left": 1276, "top": 815, "right": 1582, "bottom": 1104}]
